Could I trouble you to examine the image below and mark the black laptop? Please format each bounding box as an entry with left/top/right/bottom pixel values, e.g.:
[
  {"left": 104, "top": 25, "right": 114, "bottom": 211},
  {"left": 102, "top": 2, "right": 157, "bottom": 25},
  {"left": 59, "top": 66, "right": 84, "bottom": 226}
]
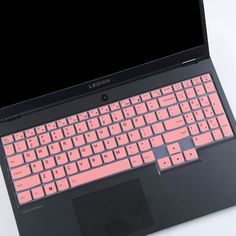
[{"left": 1, "top": 0, "right": 236, "bottom": 235}]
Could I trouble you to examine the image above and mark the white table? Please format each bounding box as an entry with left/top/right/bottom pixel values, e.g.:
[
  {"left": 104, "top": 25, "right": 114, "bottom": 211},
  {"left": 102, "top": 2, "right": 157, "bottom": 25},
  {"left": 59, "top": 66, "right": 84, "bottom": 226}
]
[{"left": 1, "top": 0, "right": 236, "bottom": 235}]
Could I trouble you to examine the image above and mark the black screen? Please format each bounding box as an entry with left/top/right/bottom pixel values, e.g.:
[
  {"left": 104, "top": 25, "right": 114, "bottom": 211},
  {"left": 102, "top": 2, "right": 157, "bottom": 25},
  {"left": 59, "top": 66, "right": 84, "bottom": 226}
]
[{"left": 2, "top": 0, "right": 204, "bottom": 108}]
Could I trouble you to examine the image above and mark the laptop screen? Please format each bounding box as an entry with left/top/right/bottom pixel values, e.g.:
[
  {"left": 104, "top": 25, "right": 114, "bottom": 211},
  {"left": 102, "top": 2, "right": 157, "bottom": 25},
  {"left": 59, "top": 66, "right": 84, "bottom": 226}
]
[{"left": 2, "top": 0, "right": 204, "bottom": 108}]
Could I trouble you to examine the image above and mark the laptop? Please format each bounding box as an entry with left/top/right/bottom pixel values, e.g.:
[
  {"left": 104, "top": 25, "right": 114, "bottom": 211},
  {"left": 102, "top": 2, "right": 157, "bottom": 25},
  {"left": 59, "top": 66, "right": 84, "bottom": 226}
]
[{"left": 0, "top": 0, "right": 236, "bottom": 235}]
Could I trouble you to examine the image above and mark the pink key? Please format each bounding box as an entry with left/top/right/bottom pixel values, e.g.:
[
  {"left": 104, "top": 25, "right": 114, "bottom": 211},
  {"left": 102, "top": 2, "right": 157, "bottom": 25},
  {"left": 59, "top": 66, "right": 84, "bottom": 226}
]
[
  {"left": 208, "top": 118, "right": 219, "bottom": 129},
  {"left": 145, "top": 112, "right": 157, "bottom": 124},
  {"left": 204, "top": 82, "right": 215, "bottom": 93},
  {"left": 180, "top": 102, "right": 191, "bottom": 113},
  {"left": 57, "top": 118, "right": 68, "bottom": 127},
  {"left": 92, "top": 141, "right": 105, "bottom": 153},
  {"left": 11, "top": 164, "right": 31, "bottom": 180},
  {"left": 192, "top": 76, "right": 202, "bottom": 85},
  {"left": 17, "top": 191, "right": 32, "bottom": 205},
  {"left": 102, "top": 151, "right": 115, "bottom": 163},
  {"left": 31, "top": 161, "right": 44, "bottom": 173},
  {"left": 73, "top": 135, "right": 85, "bottom": 147},
  {"left": 212, "top": 129, "right": 223, "bottom": 140},
  {"left": 164, "top": 127, "right": 190, "bottom": 143},
  {"left": 14, "top": 140, "right": 27, "bottom": 153},
  {"left": 1, "top": 135, "right": 14, "bottom": 145},
  {"left": 48, "top": 142, "right": 61, "bottom": 154},
  {"left": 75, "top": 121, "right": 88, "bottom": 133},
  {"left": 190, "top": 99, "right": 200, "bottom": 110},
  {"left": 142, "top": 151, "right": 155, "bottom": 164},
  {"left": 173, "top": 83, "right": 182, "bottom": 91},
  {"left": 114, "top": 147, "right": 127, "bottom": 159},
  {"left": 109, "top": 124, "right": 122, "bottom": 135},
  {"left": 24, "top": 150, "right": 36, "bottom": 162},
  {"left": 150, "top": 135, "right": 164, "bottom": 148},
  {"left": 146, "top": 99, "right": 159, "bottom": 111},
  {"left": 69, "top": 159, "right": 131, "bottom": 187},
  {"left": 130, "top": 155, "right": 143, "bottom": 167},
  {"left": 162, "top": 86, "right": 173, "bottom": 95},
  {"left": 209, "top": 93, "right": 224, "bottom": 115},
  {"left": 168, "top": 104, "right": 181, "bottom": 117},
  {"left": 182, "top": 80, "right": 192, "bottom": 88},
  {"left": 140, "top": 126, "right": 153, "bottom": 138},
  {"left": 63, "top": 125, "right": 76, "bottom": 137},
  {"left": 198, "top": 121, "right": 209, "bottom": 132},
  {"left": 87, "top": 118, "right": 100, "bottom": 130},
  {"left": 41, "top": 170, "right": 53, "bottom": 183},
  {"left": 44, "top": 182, "right": 57, "bottom": 195},
  {"left": 151, "top": 89, "right": 162, "bottom": 97},
  {"left": 97, "top": 127, "right": 110, "bottom": 139},
  {"left": 77, "top": 158, "right": 90, "bottom": 171},
  {"left": 152, "top": 122, "right": 165, "bottom": 134},
  {"left": 120, "top": 99, "right": 131, "bottom": 108},
  {"left": 55, "top": 153, "right": 68, "bottom": 165},
  {"left": 104, "top": 137, "right": 117, "bottom": 149},
  {"left": 193, "top": 132, "right": 213, "bottom": 147},
  {"left": 171, "top": 153, "right": 185, "bottom": 165},
  {"left": 121, "top": 120, "right": 133, "bottom": 131},
  {"left": 194, "top": 110, "right": 205, "bottom": 121},
  {"left": 126, "top": 143, "right": 139, "bottom": 155},
  {"left": 36, "top": 125, "right": 46, "bottom": 134},
  {"left": 123, "top": 107, "right": 136, "bottom": 118},
  {"left": 202, "top": 73, "right": 212, "bottom": 82},
  {"left": 89, "top": 108, "right": 99, "bottom": 118},
  {"left": 184, "top": 149, "right": 198, "bottom": 161},
  {"left": 133, "top": 116, "right": 145, "bottom": 128},
  {"left": 90, "top": 155, "right": 103, "bottom": 167},
  {"left": 56, "top": 178, "right": 69, "bottom": 191},
  {"left": 167, "top": 143, "right": 181, "bottom": 155},
  {"left": 128, "top": 130, "right": 141, "bottom": 142},
  {"left": 111, "top": 110, "right": 124, "bottom": 122},
  {"left": 110, "top": 102, "right": 120, "bottom": 111},
  {"left": 189, "top": 124, "right": 200, "bottom": 135},
  {"left": 65, "top": 162, "right": 78, "bottom": 175},
  {"left": 157, "top": 157, "right": 172, "bottom": 170},
  {"left": 138, "top": 140, "right": 151, "bottom": 151},
  {"left": 156, "top": 108, "right": 169, "bottom": 120},
  {"left": 36, "top": 146, "right": 49, "bottom": 158},
  {"left": 53, "top": 166, "right": 66, "bottom": 179},
  {"left": 195, "top": 84, "right": 206, "bottom": 96},
  {"left": 99, "top": 114, "right": 112, "bottom": 125},
  {"left": 176, "top": 91, "right": 187, "bottom": 102},
  {"left": 80, "top": 145, "right": 93, "bottom": 157},
  {"left": 135, "top": 103, "right": 147, "bottom": 115},
  {"left": 184, "top": 113, "right": 195, "bottom": 124},
  {"left": 39, "top": 133, "right": 52, "bottom": 145},
  {"left": 8, "top": 154, "right": 24, "bottom": 168},
  {"left": 14, "top": 174, "right": 41, "bottom": 192},
  {"left": 217, "top": 115, "right": 233, "bottom": 137},
  {"left": 203, "top": 107, "right": 214, "bottom": 118},
  {"left": 199, "top": 96, "right": 210, "bottom": 107},
  {"left": 46, "top": 122, "right": 57, "bottom": 131},
  {"left": 99, "top": 105, "right": 110, "bottom": 114},
  {"left": 141, "top": 92, "right": 151, "bottom": 101},
  {"left": 43, "top": 157, "right": 56, "bottom": 169},
  {"left": 85, "top": 131, "right": 97, "bottom": 143},
  {"left": 68, "top": 149, "right": 80, "bottom": 161},
  {"left": 131, "top": 96, "right": 141, "bottom": 104},
  {"left": 14, "top": 132, "right": 25, "bottom": 141},
  {"left": 185, "top": 88, "right": 196, "bottom": 99},
  {"left": 68, "top": 115, "right": 78, "bottom": 124},
  {"left": 158, "top": 94, "right": 177, "bottom": 107},
  {"left": 51, "top": 129, "right": 64, "bottom": 141},
  {"left": 164, "top": 116, "right": 185, "bottom": 130},
  {"left": 4, "top": 144, "right": 15, "bottom": 156},
  {"left": 31, "top": 186, "right": 45, "bottom": 200},
  {"left": 78, "top": 112, "right": 89, "bottom": 121}
]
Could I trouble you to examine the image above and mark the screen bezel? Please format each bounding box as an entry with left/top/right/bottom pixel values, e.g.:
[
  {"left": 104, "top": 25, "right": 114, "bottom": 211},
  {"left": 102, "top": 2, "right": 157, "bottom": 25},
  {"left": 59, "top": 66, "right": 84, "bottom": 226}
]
[{"left": 0, "top": 0, "right": 209, "bottom": 120}]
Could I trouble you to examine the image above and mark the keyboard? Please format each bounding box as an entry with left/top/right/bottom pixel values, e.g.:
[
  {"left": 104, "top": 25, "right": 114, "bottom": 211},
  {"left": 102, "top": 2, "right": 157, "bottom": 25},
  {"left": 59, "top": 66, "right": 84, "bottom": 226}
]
[{"left": 1, "top": 73, "right": 234, "bottom": 205}]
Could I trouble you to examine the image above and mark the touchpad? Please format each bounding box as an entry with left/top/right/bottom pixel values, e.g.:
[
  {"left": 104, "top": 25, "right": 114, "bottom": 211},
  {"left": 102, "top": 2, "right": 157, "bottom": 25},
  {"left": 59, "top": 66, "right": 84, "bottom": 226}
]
[{"left": 72, "top": 179, "right": 153, "bottom": 236}]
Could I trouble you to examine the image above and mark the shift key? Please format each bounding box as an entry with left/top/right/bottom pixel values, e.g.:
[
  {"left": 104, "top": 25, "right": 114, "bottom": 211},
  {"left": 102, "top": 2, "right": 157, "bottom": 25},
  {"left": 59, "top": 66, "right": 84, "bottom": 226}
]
[
  {"left": 163, "top": 127, "right": 190, "bottom": 143},
  {"left": 14, "top": 175, "right": 41, "bottom": 192}
]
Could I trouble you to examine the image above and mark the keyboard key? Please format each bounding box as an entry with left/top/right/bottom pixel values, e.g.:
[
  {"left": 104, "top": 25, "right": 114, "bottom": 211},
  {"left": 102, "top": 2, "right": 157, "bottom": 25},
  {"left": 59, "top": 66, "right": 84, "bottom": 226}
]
[
  {"left": 11, "top": 164, "right": 31, "bottom": 180},
  {"left": 150, "top": 135, "right": 164, "bottom": 148},
  {"left": 164, "top": 116, "right": 185, "bottom": 130},
  {"left": 168, "top": 104, "right": 181, "bottom": 117},
  {"left": 99, "top": 114, "right": 112, "bottom": 126},
  {"left": 41, "top": 170, "right": 54, "bottom": 183},
  {"left": 85, "top": 131, "right": 97, "bottom": 143},
  {"left": 167, "top": 143, "right": 181, "bottom": 155},
  {"left": 209, "top": 93, "right": 224, "bottom": 115},
  {"left": 14, "top": 140, "right": 27, "bottom": 153},
  {"left": 176, "top": 91, "right": 187, "bottom": 102},
  {"left": 195, "top": 84, "right": 206, "bottom": 96},
  {"left": 131, "top": 96, "right": 141, "bottom": 104},
  {"left": 36, "top": 125, "right": 46, "bottom": 134},
  {"left": 156, "top": 108, "right": 169, "bottom": 120},
  {"left": 193, "top": 132, "right": 213, "bottom": 147},
  {"left": 157, "top": 157, "right": 172, "bottom": 170},
  {"left": 4, "top": 144, "right": 15, "bottom": 156},
  {"left": 111, "top": 110, "right": 124, "bottom": 122},
  {"left": 14, "top": 174, "right": 41, "bottom": 192},
  {"left": 189, "top": 124, "right": 200, "bottom": 135},
  {"left": 135, "top": 103, "right": 147, "bottom": 114},
  {"left": 90, "top": 155, "right": 103, "bottom": 167},
  {"left": 48, "top": 142, "right": 61, "bottom": 154},
  {"left": 61, "top": 138, "right": 74, "bottom": 151},
  {"left": 73, "top": 135, "right": 85, "bottom": 147},
  {"left": 171, "top": 153, "right": 185, "bottom": 165},
  {"left": 44, "top": 182, "right": 57, "bottom": 195},
  {"left": 102, "top": 151, "right": 115, "bottom": 163},
  {"left": 184, "top": 113, "right": 195, "bottom": 124},
  {"left": 212, "top": 129, "right": 223, "bottom": 141},
  {"left": 78, "top": 112, "right": 89, "bottom": 121},
  {"left": 130, "top": 155, "right": 143, "bottom": 167},
  {"left": 192, "top": 76, "right": 202, "bottom": 85},
  {"left": 123, "top": 106, "right": 136, "bottom": 118},
  {"left": 53, "top": 166, "right": 66, "bottom": 179},
  {"left": 8, "top": 154, "right": 24, "bottom": 168},
  {"left": 173, "top": 83, "right": 182, "bottom": 91},
  {"left": 51, "top": 129, "right": 64, "bottom": 141},
  {"left": 201, "top": 73, "right": 212, "bottom": 82},
  {"left": 36, "top": 146, "right": 49, "bottom": 158},
  {"left": 203, "top": 107, "right": 214, "bottom": 118},
  {"left": 158, "top": 94, "right": 177, "bottom": 107},
  {"left": 185, "top": 88, "right": 196, "bottom": 99},
  {"left": 142, "top": 151, "right": 155, "bottom": 163},
  {"left": 121, "top": 120, "right": 133, "bottom": 131},
  {"left": 92, "top": 141, "right": 105, "bottom": 153},
  {"left": 182, "top": 80, "right": 192, "bottom": 88},
  {"left": 97, "top": 127, "right": 110, "bottom": 139},
  {"left": 78, "top": 158, "right": 91, "bottom": 171},
  {"left": 190, "top": 99, "right": 200, "bottom": 110},
  {"left": 31, "top": 161, "right": 44, "bottom": 173},
  {"left": 109, "top": 124, "right": 122, "bottom": 135},
  {"left": 75, "top": 121, "right": 88, "bottom": 133},
  {"left": 184, "top": 149, "right": 198, "bottom": 161},
  {"left": 55, "top": 153, "right": 68, "bottom": 165},
  {"left": 133, "top": 116, "right": 145, "bottom": 128},
  {"left": 164, "top": 127, "right": 190, "bottom": 143},
  {"left": 114, "top": 147, "right": 127, "bottom": 159},
  {"left": 1, "top": 135, "right": 14, "bottom": 145},
  {"left": 65, "top": 162, "right": 78, "bottom": 175},
  {"left": 63, "top": 125, "right": 76, "bottom": 137},
  {"left": 120, "top": 99, "right": 131, "bottom": 108},
  {"left": 217, "top": 115, "right": 233, "bottom": 137},
  {"left": 18, "top": 191, "right": 32, "bottom": 205},
  {"left": 57, "top": 118, "right": 68, "bottom": 127},
  {"left": 126, "top": 143, "right": 139, "bottom": 155},
  {"left": 194, "top": 110, "right": 205, "bottom": 121},
  {"left": 39, "top": 133, "right": 52, "bottom": 145},
  {"left": 138, "top": 139, "right": 151, "bottom": 152},
  {"left": 152, "top": 122, "right": 165, "bottom": 134},
  {"left": 46, "top": 122, "right": 57, "bottom": 131},
  {"left": 140, "top": 126, "right": 153, "bottom": 138},
  {"left": 199, "top": 96, "right": 210, "bottom": 107},
  {"left": 104, "top": 137, "right": 117, "bottom": 149},
  {"left": 208, "top": 118, "right": 219, "bottom": 129},
  {"left": 89, "top": 108, "right": 99, "bottom": 118},
  {"left": 128, "top": 130, "right": 141, "bottom": 142},
  {"left": 180, "top": 102, "right": 191, "bottom": 113},
  {"left": 31, "top": 186, "right": 45, "bottom": 200},
  {"left": 67, "top": 115, "right": 78, "bottom": 124},
  {"left": 99, "top": 105, "right": 110, "bottom": 114},
  {"left": 24, "top": 150, "right": 37, "bottom": 162},
  {"left": 14, "top": 132, "right": 25, "bottom": 141},
  {"left": 80, "top": 145, "right": 93, "bottom": 157},
  {"left": 198, "top": 121, "right": 209, "bottom": 132},
  {"left": 162, "top": 85, "right": 173, "bottom": 95},
  {"left": 87, "top": 118, "right": 100, "bottom": 130},
  {"left": 43, "top": 157, "right": 56, "bottom": 169},
  {"left": 117, "top": 134, "right": 129, "bottom": 146},
  {"left": 110, "top": 102, "right": 120, "bottom": 111},
  {"left": 56, "top": 178, "right": 69, "bottom": 191},
  {"left": 204, "top": 82, "right": 215, "bottom": 93},
  {"left": 146, "top": 99, "right": 159, "bottom": 111},
  {"left": 145, "top": 112, "right": 157, "bottom": 124},
  {"left": 151, "top": 89, "right": 162, "bottom": 97}
]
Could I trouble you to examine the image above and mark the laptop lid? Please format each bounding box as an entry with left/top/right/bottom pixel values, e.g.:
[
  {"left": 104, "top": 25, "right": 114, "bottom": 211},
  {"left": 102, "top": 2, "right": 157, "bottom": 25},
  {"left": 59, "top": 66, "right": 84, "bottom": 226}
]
[{"left": 0, "top": 0, "right": 208, "bottom": 120}]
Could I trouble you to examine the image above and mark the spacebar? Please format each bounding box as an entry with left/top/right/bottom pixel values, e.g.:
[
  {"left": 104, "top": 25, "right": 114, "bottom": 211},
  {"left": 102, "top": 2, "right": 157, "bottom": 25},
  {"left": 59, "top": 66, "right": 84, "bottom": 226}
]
[{"left": 69, "top": 159, "right": 131, "bottom": 187}]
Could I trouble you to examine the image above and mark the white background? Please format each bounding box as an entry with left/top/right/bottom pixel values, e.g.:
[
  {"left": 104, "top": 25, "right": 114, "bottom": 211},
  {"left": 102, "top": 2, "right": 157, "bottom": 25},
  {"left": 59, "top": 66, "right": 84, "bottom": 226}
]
[{"left": 0, "top": 0, "right": 236, "bottom": 235}]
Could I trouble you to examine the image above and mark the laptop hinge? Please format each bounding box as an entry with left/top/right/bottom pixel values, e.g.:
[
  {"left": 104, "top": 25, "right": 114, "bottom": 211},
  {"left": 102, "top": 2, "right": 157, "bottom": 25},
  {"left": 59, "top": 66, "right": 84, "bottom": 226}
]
[
  {"left": 182, "top": 58, "right": 198, "bottom": 66},
  {"left": 0, "top": 114, "right": 21, "bottom": 123}
]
